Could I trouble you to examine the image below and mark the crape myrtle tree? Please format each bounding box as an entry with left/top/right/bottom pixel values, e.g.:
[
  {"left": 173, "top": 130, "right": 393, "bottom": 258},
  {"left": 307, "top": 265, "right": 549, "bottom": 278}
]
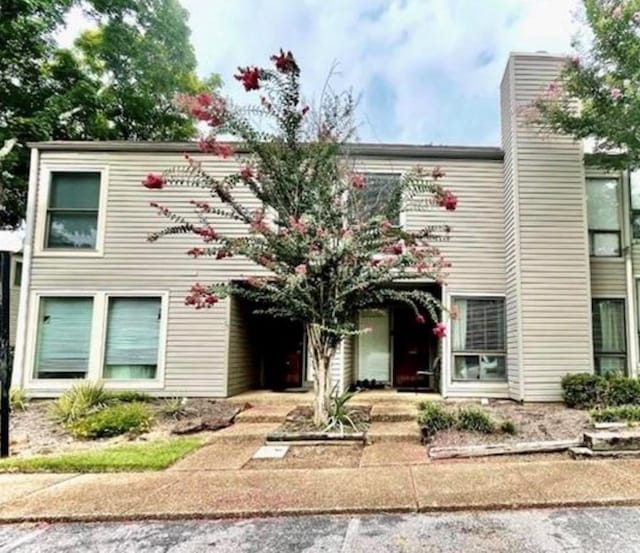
[
  {"left": 533, "top": 0, "right": 640, "bottom": 170},
  {"left": 142, "top": 50, "right": 458, "bottom": 426}
]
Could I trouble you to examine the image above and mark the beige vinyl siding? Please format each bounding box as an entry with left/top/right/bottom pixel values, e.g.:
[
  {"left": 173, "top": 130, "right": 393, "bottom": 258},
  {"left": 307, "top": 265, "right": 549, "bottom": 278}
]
[
  {"left": 358, "top": 158, "right": 505, "bottom": 294},
  {"left": 25, "top": 151, "right": 267, "bottom": 396},
  {"left": 341, "top": 334, "right": 354, "bottom": 391},
  {"left": 501, "top": 57, "right": 523, "bottom": 400},
  {"left": 226, "top": 296, "right": 257, "bottom": 396},
  {"left": 590, "top": 260, "right": 627, "bottom": 296},
  {"left": 505, "top": 53, "right": 593, "bottom": 401}
]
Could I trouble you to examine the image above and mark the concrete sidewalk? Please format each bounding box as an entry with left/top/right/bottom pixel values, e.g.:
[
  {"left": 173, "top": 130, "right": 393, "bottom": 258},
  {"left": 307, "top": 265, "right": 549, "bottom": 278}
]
[{"left": 1, "top": 458, "right": 640, "bottom": 523}]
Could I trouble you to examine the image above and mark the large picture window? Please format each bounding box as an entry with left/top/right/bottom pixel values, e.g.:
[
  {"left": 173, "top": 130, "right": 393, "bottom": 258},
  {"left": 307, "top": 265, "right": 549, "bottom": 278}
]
[
  {"left": 451, "top": 297, "right": 506, "bottom": 381},
  {"left": 103, "top": 297, "right": 161, "bottom": 380},
  {"left": 46, "top": 172, "right": 101, "bottom": 249},
  {"left": 592, "top": 299, "right": 627, "bottom": 376},
  {"left": 586, "top": 178, "right": 621, "bottom": 257},
  {"left": 34, "top": 297, "right": 93, "bottom": 379}
]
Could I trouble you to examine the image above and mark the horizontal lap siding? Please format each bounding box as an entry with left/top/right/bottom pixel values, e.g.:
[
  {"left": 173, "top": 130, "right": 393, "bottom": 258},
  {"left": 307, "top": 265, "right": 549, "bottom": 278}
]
[
  {"left": 501, "top": 59, "right": 522, "bottom": 399},
  {"left": 358, "top": 158, "right": 506, "bottom": 295},
  {"left": 590, "top": 260, "right": 626, "bottom": 297},
  {"left": 512, "top": 55, "right": 593, "bottom": 401},
  {"left": 29, "top": 151, "right": 267, "bottom": 397},
  {"left": 342, "top": 334, "right": 354, "bottom": 391}
]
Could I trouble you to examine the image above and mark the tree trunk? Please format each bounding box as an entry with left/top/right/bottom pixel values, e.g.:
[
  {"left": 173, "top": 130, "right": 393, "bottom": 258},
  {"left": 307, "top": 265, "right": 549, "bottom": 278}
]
[{"left": 307, "top": 323, "right": 337, "bottom": 428}]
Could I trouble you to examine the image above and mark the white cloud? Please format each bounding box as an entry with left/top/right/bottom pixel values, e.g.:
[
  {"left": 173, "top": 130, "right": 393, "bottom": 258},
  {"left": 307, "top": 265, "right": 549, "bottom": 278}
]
[
  {"left": 184, "top": 0, "right": 579, "bottom": 145},
  {"left": 54, "top": 0, "right": 581, "bottom": 145}
]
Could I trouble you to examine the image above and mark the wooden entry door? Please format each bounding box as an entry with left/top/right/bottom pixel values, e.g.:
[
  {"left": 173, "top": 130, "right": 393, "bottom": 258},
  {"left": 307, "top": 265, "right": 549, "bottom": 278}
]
[
  {"left": 262, "top": 319, "right": 304, "bottom": 390},
  {"left": 392, "top": 309, "right": 436, "bottom": 390}
]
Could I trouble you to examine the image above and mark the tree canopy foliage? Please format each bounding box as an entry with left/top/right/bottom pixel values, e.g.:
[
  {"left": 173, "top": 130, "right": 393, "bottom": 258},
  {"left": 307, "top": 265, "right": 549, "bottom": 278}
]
[{"left": 0, "top": 0, "right": 218, "bottom": 227}]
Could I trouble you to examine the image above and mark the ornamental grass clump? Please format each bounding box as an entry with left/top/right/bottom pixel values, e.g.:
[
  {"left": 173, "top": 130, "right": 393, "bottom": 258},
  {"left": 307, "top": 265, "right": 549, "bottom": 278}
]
[{"left": 50, "top": 381, "right": 112, "bottom": 424}]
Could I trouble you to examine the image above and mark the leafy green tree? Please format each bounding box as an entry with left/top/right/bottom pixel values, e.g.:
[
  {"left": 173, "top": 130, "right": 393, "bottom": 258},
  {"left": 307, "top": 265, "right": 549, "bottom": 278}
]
[
  {"left": 143, "top": 51, "right": 457, "bottom": 426},
  {"left": 535, "top": 0, "right": 640, "bottom": 169},
  {"left": 0, "top": 0, "right": 217, "bottom": 228}
]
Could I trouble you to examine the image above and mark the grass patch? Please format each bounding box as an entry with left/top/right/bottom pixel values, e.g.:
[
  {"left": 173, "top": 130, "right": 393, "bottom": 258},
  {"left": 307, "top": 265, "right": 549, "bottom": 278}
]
[{"left": 0, "top": 438, "right": 202, "bottom": 473}]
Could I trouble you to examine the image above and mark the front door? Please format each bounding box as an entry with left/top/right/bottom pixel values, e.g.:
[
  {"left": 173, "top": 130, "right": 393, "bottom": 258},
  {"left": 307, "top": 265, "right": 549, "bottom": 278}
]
[
  {"left": 393, "top": 309, "right": 436, "bottom": 390},
  {"left": 262, "top": 319, "right": 304, "bottom": 390}
]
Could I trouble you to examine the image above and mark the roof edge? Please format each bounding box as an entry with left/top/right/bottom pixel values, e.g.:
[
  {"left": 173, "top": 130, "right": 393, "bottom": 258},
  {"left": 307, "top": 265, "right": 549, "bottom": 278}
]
[{"left": 28, "top": 141, "right": 504, "bottom": 161}]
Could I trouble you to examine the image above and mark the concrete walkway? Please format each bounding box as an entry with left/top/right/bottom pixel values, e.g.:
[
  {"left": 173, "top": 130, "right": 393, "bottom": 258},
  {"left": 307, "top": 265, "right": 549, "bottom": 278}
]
[{"left": 1, "top": 458, "right": 640, "bottom": 523}]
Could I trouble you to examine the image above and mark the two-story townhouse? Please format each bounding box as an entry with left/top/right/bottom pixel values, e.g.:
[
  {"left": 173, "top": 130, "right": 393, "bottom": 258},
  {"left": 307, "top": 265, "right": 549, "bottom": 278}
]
[{"left": 10, "top": 52, "right": 640, "bottom": 401}]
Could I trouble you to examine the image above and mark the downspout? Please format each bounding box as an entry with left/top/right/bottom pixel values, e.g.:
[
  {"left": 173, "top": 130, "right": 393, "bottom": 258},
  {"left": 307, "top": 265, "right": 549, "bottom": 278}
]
[
  {"left": 12, "top": 148, "right": 39, "bottom": 388},
  {"left": 623, "top": 170, "right": 638, "bottom": 376}
]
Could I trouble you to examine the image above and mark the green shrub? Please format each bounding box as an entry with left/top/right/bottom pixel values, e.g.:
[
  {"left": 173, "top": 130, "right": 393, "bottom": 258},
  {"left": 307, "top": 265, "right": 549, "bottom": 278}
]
[
  {"left": 160, "top": 397, "right": 188, "bottom": 420},
  {"left": 109, "top": 390, "right": 152, "bottom": 403},
  {"left": 561, "top": 373, "right": 603, "bottom": 409},
  {"left": 50, "top": 381, "right": 111, "bottom": 424},
  {"left": 590, "top": 405, "right": 640, "bottom": 423},
  {"left": 68, "top": 403, "right": 154, "bottom": 439},
  {"left": 561, "top": 373, "right": 640, "bottom": 409},
  {"left": 602, "top": 375, "right": 640, "bottom": 407},
  {"left": 499, "top": 420, "right": 517, "bottom": 435},
  {"left": 9, "top": 388, "right": 28, "bottom": 411},
  {"left": 417, "top": 402, "right": 456, "bottom": 438},
  {"left": 456, "top": 406, "right": 496, "bottom": 434}
]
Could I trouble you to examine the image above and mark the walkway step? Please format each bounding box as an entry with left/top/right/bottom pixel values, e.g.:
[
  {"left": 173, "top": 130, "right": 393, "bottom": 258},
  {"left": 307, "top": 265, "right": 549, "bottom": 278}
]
[
  {"left": 584, "top": 430, "right": 640, "bottom": 452},
  {"left": 235, "top": 405, "right": 292, "bottom": 424},
  {"left": 367, "top": 421, "right": 421, "bottom": 443},
  {"left": 569, "top": 446, "right": 640, "bottom": 459},
  {"left": 369, "top": 403, "right": 417, "bottom": 422}
]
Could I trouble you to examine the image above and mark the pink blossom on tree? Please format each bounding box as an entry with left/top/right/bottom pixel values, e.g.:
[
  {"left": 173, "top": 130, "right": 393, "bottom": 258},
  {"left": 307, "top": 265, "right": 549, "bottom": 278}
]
[{"left": 144, "top": 50, "right": 457, "bottom": 425}]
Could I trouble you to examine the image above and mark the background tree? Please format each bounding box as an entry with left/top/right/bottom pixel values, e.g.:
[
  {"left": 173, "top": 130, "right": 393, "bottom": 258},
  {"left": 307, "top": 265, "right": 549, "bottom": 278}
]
[
  {"left": 534, "top": 0, "right": 640, "bottom": 169},
  {"left": 0, "top": 0, "right": 218, "bottom": 228},
  {"left": 143, "top": 51, "right": 458, "bottom": 426}
]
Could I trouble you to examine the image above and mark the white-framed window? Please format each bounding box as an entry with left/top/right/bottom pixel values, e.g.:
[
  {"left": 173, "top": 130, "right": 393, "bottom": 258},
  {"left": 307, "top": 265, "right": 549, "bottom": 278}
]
[
  {"left": 34, "top": 296, "right": 94, "bottom": 380},
  {"left": 103, "top": 297, "right": 162, "bottom": 380},
  {"left": 451, "top": 297, "right": 506, "bottom": 381},
  {"left": 28, "top": 291, "right": 167, "bottom": 387},
  {"left": 586, "top": 177, "right": 621, "bottom": 257},
  {"left": 361, "top": 173, "right": 402, "bottom": 224},
  {"left": 631, "top": 171, "right": 640, "bottom": 240},
  {"left": 36, "top": 167, "right": 108, "bottom": 256},
  {"left": 592, "top": 298, "right": 627, "bottom": 376}
]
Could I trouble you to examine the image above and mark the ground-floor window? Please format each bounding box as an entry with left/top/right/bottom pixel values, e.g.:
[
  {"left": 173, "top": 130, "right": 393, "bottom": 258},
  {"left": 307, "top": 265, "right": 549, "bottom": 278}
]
[
  {"left": 451, "top": 297, "right": 506, "bottom": 381},
  {"left": 103, "top": 297, "right": 161, "bottom": 380},
  {"left": 33, "top": 293, "right": 163, "bottom": 381},
  {"left": 592, "top": 298, "right": 627, "bottom": 376},
  {"left": 34, "top": 297, "right": 93, "bottom": 379}
]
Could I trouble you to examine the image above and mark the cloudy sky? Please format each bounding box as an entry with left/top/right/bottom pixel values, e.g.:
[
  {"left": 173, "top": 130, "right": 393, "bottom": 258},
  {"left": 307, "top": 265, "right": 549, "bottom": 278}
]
[{"left": 63, "top": 0, "right": 582, "bottom": 146}]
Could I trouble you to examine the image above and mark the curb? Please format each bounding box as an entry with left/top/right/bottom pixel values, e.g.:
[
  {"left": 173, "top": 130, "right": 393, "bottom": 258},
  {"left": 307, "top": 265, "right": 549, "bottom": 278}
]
[{"left": 2, "top": 498, "right": 640, "bottom": 525}]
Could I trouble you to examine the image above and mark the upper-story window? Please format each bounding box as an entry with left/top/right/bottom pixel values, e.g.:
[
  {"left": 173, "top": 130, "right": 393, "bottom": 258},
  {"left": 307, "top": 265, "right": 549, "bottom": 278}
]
[
  {"left": 45, "top": 172, "right": 101, "bottom": 250},
  {"left": 586, "top": 178, "right": 621, "bottom": 257},
  {"left": 630, "top": 171, "right": 640, "bottom": 240},
  {"left": 361, "top": 173, "right": 401, "bottom": 224}
]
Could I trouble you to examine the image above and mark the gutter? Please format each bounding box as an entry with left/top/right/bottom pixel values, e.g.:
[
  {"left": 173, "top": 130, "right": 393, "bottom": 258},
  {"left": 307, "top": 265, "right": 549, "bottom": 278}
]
[{"left": 27, "top": 141, "right": 504, "bottom": 161}]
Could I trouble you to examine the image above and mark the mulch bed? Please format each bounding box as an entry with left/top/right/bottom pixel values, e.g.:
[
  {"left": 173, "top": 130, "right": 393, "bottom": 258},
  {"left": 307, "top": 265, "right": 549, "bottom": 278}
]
[
  {"left": 427, "top": 400, "right": 591, "bottom": 448},
  {"left": 6, "top": 398, "right": 244, "bottom": 458},
  {"left": 275, "top": 405, "right": 371, "bottom": 435}
]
